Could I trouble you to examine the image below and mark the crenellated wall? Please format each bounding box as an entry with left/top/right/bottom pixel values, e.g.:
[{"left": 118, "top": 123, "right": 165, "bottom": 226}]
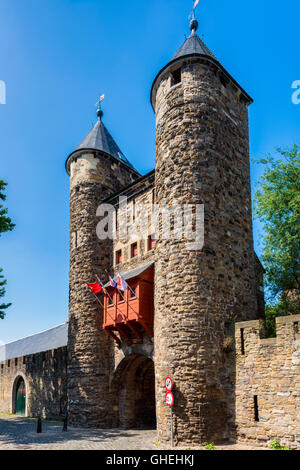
[
  {"left": 235, "top": 314, "right": 300, "bottom": 449},
  {"left": 0, "top": 347, "right": 67, "bottom": 419}
]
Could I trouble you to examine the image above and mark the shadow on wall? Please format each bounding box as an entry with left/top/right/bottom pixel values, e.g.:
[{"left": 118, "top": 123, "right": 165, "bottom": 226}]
[{"left": 110, "top": 353, "right": 156, "bottom": 430}]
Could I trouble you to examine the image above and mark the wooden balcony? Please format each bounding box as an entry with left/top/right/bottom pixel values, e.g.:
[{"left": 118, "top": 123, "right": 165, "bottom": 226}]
[{"left": 103, "top": 263, "right": 154, "bottom": 345}]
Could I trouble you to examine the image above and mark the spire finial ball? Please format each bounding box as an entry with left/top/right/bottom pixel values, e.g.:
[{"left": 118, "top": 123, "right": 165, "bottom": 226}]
[
  {"left": 189, "top": 19, "right": 198, "bottom": 33},
  {"left": 97, "top": 108, "right": 103, "bottom": 120}
]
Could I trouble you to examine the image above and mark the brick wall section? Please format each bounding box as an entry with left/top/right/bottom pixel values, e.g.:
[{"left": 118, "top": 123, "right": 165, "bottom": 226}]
[
  {"left": 0, "top": 347, "right": 67, "bottom": 419},
  {"left": 235, "top": 314, "right": 300, "bottom": 449},
  {"left": 68, "top": 151, "right": 138, "bottom": 427},
  {"left": 153, "top": 59, "right": 258, "bottom": 445}
]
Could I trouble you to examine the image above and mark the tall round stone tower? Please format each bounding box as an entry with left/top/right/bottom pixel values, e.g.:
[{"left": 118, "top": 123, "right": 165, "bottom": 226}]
[
  {"left": 151, "top": 19, "right": 258, "bottom": 444},
  {"left": 65, "top": 103, "right": 139, "bottom": 427}
]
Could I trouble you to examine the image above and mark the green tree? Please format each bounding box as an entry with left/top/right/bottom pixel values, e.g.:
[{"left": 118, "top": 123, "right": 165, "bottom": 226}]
[
  {"left": 0, "top": 180, "right": 15, "bottom": 319},
  {"left": 254, "top": 145, "right": 300, "bottom": 335}
]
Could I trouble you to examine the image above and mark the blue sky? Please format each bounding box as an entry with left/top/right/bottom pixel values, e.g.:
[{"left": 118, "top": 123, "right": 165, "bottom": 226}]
[{"left": 0, "top": 0, "right": 299, "bottom": 343}]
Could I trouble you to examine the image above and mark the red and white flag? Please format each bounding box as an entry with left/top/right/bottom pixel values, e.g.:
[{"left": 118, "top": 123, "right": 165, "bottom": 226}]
[
  {"left": 117, "top": 273, "right": 128, "bottom": 291},
  {"left": 86, "top": 282, "right": 102, "bottom": 294}
]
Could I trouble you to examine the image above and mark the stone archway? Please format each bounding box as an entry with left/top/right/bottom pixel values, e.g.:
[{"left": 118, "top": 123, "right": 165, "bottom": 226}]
[
  {"left": 111, "top": 354, "right": 156, "bottom": 429},
  {"left": 11, "top": 373, "right": 27, "bottom": 416}
]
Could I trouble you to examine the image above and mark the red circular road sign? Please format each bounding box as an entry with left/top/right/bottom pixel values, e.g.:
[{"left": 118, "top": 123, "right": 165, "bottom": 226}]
[
  {"left": 165, "top": 376, "right": 173, "bottom": 392},
  {"left": 165, "top": 391, "right": 174, "bottom": 407}
]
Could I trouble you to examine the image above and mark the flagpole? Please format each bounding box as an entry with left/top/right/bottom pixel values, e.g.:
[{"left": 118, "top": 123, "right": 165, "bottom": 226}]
[
  {"left": 95, "top": 275, "right": 127, "bottom": 322},
  {"left": 105, "top": 271, "right": 142, "bottom": 321},
  {"left": 85, "top": 283, "right": 116, "bottom": 325}
]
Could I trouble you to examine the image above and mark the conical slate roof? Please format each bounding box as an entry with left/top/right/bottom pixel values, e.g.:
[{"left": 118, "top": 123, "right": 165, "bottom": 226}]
[
  {"left": 172, "top": 30, "right": 216, "bottom": 61},
  {"left": 151, "top": 18, "right": 253, "bottom": 108},
  {"left": 73, "top": 115, "right": 136, "bottom": 171}
]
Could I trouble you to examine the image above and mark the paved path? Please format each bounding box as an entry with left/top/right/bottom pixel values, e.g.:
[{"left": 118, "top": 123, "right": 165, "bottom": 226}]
[{"left": 0, "top": 414, "right": 266, "bottom": 450}]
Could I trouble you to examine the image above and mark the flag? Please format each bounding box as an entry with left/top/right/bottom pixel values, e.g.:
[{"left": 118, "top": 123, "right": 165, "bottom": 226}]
[
  {"left": 86, "top": 282, "right": 102, "bottom": 294},
  {"left": 117, "top": 273, "right": 128, "bottom": 291},
  {"left": 193, "top": 0, "right": 199, "bottom": 9},
  {"left": 97, "top": 278, "right": 108, "bottom": 295},
  {"left": 108, "top": 273, "right": 117, "bottom": 288}
]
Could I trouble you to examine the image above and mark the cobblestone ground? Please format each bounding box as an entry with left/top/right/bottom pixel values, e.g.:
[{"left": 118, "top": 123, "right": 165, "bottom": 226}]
[{"left": 0, "top": 414, "right": 266, "bottom": 450}]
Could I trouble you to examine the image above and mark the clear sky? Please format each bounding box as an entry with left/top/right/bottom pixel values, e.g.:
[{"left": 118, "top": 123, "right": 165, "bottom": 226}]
[{"left": 0, "top": 0, "right": 299, "bottom": 343}]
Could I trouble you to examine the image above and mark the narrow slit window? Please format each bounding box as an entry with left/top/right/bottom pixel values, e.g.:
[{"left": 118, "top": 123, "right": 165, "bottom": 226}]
[
  {"left": 254, "top": 396, "right": 259, "bottom": 422},
  {"left": 115, "top": 209, "right": 118, "bottom": 231},
  {"left": 108, "top": 295, "right": 113, "bottom": 306},
  {"left": 240, "top": 328, "right": 245, "bottom": 355}
]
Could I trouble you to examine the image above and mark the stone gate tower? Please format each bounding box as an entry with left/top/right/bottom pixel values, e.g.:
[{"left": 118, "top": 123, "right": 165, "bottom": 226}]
[
  {"left": 65, "top": 104, "right": 139, "bottom": 427},
  {"left": 152, "top": 19, "right": 258, "bottom": 444}
]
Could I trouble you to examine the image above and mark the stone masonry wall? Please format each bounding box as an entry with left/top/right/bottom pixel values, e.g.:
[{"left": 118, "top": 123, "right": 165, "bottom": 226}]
[
  {"left": 0, "top": 347, "right": 67, "bottom": 419},
  {"left": 68, "top": 151, "right": 138, "bottom": 428},
  {"left": 153, "top": 58, "right": 258, "bottom": 445},
  {"left": 235, "top": 314, "right": 300, "bottom": 450}
]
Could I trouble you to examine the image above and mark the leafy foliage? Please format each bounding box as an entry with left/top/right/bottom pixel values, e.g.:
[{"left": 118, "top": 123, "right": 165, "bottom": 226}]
[
  {"left": 204, "top": 442, "right": 216, "bottom": 450},
  {"left": 269, "top": 439, "right": 290, "bottom": 450},
  {"left": 0, "top": 180, "right": 15, "bottom": 318},
  {"left": 253, "top": 145, "right": 300, "bottom": 327},
  {"left": 0, "top": 269, "right": 11, "bottom": 319}
]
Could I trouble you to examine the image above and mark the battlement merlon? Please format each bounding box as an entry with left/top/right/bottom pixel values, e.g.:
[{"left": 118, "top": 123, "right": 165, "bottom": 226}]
[{"left": 235, "top": 314, "right": 300, "bottom": 354}]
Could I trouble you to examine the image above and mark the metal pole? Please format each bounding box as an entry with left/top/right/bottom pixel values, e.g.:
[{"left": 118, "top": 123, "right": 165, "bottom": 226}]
[{"left": 170, "top": 406, "right": 174, "bottom": 448}]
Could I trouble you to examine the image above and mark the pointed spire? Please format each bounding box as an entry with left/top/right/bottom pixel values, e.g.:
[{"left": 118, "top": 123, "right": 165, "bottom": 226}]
[
  {"left": 150, "top": 7, "right": 253, "bottom": 109},
  {"left": 66, "top": 99, "right": 139, "bottom": 174},
  {"left": 172, "top": 12, "right": 215, "bottom": 62}
]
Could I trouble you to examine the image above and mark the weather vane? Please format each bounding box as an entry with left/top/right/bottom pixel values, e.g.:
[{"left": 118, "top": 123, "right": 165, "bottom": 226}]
[
  {"left": 96, "top": 94, "right": 105, "bottom": 119},
  {"left": 191, "top": 0, "right": 199, "bottom": 20}
]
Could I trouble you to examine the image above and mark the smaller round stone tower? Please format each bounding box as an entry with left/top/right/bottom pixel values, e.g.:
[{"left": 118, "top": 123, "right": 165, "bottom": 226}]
[
  {"left": 66, "top": 102, "right": 140, "bottom": 427},
  {"left": 151, "top": 18, "right": 258, "bottom": 444}
]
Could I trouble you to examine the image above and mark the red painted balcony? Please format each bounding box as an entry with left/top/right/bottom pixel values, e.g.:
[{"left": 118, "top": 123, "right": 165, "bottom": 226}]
[{"left": 103, "top": 263, "right": 154, "bottom": 345}]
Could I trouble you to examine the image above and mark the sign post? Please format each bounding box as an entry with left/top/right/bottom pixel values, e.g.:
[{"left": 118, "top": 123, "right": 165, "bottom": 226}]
[{"left": 165, "top": 377, "right": 174, "bottom": 447}]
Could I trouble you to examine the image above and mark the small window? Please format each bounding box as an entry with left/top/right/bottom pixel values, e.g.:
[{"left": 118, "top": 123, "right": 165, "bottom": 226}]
[
  {"left": 152, "top": 189, "right": 155, "bottom": 205},
  {"left": 240, "top": 328, "right": 245, "bottom": 355},
  {"left": 131, "top": 243, "right": 138, "bottom": 258},
  {"left": 171, "top": 68, "right": 181, "bottom": 86},
  {"left": 116, "top": 250, "right": 122, "bottom": 265},
  {"left": 1, "top": 364, "right": 4, "bottom": 371},
  {"left": 23, "top": 356, "right": 26, "bottom": 365},
  {"left": 148, "top": 235, "right": 156, "bottom": 251},
  {"left": 115, "top": 209, "right": 118, "bottom": 231},
  {"left": 130, "top": 286, "right": 136, "bottom": 299},
  {"left": 108, "top": 295, "right": 113, "bottom": 306},
  {"left": 118, "top": 291, "right": 125, "bottom": 303},
  {"left": 254, "top": 396, "right": 259, "bottom": 422},
  {"left": 15, "top": 358, "right": 18, "bottom": 367},
  {"left": 7, "top": 360, "right": 10, "bottom": 368}
]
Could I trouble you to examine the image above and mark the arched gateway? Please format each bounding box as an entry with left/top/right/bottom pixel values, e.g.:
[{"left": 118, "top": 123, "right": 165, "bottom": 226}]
[
  {"left": 111, "top": 354, "right": 156, "bottom": 429},
  {"left": 12, "top": 375, "right": 26, "bottom": 416}
]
